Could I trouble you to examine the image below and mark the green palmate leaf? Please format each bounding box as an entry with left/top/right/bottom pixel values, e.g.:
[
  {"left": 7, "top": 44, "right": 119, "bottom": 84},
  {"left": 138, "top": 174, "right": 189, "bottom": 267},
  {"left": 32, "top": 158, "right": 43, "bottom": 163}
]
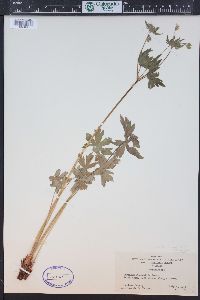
[
  {"left": 166, "top": 35, "right": 191, "bottom": 50},
  {"left": 115, "top": 143, "right": 126, "bottom": 158},
  {"left": 101, "top": 148, "right": 113, "bottom": 155},
  {"left": 166, "top": 35, "right": 185, "bottom": 49},
  {"left": 138, "top": 48, "right": 164, "bottom": 89},
  {"left": 95, "top": 168, "right": 114, "bottom": 187},
  {"left": 100, "top": 169, "right": 113, "bottom": 187},
  {"left": 145, "top": 21, "right": 161, "bottom": 35},
  {"left": 126, "top": 144, "right": 143, "bottom": 159},
  {"left": 78, "top": 153, "right": 96, "bottom": 170},
  {"left": 49, "top": 169, "right": 71, "bottom": 193},
  {"left": 95, "top": 154, "right": 120, "bottom": 187},
  {"left": 112, "top": 139, "right": 124, "bottom": 146},
  {"left": 120, "top": 116, "right": 135, "bottom": 136},
  {"left": 71, "top": 168, "right": 95, "bottom": 192},
  {"left": 120, "top": 115, "right": 143, "bottom": 159},
  {"left": 96, "top": 154, "right": 120, "bottom": 171},
  {"left": 86, "top": 128, "right": 113, "bottom": 155},
  {"left": 148, "top": 54, "right": 162, "bottom": 72},
  {"left": 138, "top": 49, "right": 162, "bottom": 73},
  {"left": 112, "top": 139, "right": 126, "bottom": 157},
  {"left": 138, "top": 48, "right": 152, "bottom": 69},
  {"left": 147, "top": 71, "right": 165, "bottom": 89},
  {"left": 71, "top": 154, "right": 96, "bottom": 192}
]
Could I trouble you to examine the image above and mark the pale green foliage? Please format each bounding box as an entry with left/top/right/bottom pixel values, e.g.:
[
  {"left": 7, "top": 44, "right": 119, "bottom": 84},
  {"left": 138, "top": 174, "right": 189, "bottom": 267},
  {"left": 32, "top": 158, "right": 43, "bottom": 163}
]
[
  {"left": 138, "top": 21, "right": 191, "bottom": 89},
  {"left": 138, "top": 49, "right": 164, "bottom": 89},
  {"left": 70, "top": 116, "right": 143, "bottom": 192},
  {"left": 51, "top": 21, "right": 192, "bottom": 194},
  {"left": 145, "top": 21, "right": 161, "bottom": 35},
  {"left": 147, "top": 72, "right": 165, "bottom": 89},
  {"left": 86, "top": 129, "right": 113, "bottom": 155},
  {"left": 119, "top": 115, "right": 143, "bottom": 159},
  {"left": 95, "top": 154, "right": 120, "bottom": 187},
  {"left": 49, "top": 169, "right": 71, "bottom": 193},
  {"left": 138, "top": 49, "right": 162, "bottom": 72},
  {"left": 166, "top": 35, "right": 191, "bottom": 50},
  {"left": 71, "top": 154, "right": 96, "bottom": 193}
]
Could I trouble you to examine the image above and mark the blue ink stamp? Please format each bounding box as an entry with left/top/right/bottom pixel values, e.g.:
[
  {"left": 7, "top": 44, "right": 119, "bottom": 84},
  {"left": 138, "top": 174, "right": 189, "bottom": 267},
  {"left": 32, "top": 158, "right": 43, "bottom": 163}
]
[{"left": 42, "top": 266, "right": 74, "bottom": 288}]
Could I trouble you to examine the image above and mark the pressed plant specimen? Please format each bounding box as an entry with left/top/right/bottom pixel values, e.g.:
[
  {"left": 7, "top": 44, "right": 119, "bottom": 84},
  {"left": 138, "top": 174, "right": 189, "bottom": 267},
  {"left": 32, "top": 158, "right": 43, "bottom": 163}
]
[{"left": 17, "top": 21, "right": 191, "bottom": 280}]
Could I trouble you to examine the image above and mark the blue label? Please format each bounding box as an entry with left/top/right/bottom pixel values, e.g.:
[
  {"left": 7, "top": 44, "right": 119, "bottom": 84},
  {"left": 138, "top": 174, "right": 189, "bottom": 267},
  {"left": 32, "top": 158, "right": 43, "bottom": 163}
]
[{"left": 42, "top": 266, "right": 74, "bottom": 288}]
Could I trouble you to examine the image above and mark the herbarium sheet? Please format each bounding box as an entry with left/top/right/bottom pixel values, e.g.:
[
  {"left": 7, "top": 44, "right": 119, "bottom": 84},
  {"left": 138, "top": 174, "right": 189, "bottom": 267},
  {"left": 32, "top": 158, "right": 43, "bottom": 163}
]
[{"left": 4, "top": 16, "right": 199, "bottom": 295}]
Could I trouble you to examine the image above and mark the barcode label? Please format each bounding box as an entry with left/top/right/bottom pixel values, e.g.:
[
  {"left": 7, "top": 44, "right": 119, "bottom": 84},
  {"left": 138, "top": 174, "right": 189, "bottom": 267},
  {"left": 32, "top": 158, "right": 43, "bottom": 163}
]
[{"left": 10, "top": 18, "right": 37, "bottom": 29}]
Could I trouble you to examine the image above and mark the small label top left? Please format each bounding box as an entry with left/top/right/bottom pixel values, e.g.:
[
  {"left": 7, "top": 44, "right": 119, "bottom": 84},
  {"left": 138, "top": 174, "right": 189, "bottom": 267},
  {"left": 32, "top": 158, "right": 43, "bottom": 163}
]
[{"left": 10, "top": 18, "right": 37, "bottom": 29}]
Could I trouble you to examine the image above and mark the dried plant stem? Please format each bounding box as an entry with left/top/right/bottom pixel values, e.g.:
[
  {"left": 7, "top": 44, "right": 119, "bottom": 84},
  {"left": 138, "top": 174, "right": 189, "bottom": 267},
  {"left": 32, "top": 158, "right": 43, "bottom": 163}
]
[
  {"left": 137, "top": 33, "right": 150, "bottom": 77},
  {"left": 159, "top": 27, "right": 175, "bottom": 67},
  {"left": 101, "top": 80, "right": 138, "bottom": 124},
  {"left": 30, "top": 195, "right": 59, "bottom": 256},
  {"left": 160, "top": 45, "right": 170, "bottom": 56},
  {"left": 33, "top": 191, "right": 78, "bottom": 260},
  {"left": 33, "top": 142, "right": 127, "bottom": 258},
  {"left": 29, "top": 42, "right": 174, "bottom": 262},
  {"left": 19, "top": 41, "right": 173, "bottom": 277},
  {"left": 28, "top": 41, "right": 152, "bottom": 262},
  {"left": 23, "top": 77, "right": 141, "bottom": 266},
  {"left": 160, "top": 48, "right": 173, "bottom": 66},
  {"left": 17, "top": 21, "right": 192, "bottom": 281}
]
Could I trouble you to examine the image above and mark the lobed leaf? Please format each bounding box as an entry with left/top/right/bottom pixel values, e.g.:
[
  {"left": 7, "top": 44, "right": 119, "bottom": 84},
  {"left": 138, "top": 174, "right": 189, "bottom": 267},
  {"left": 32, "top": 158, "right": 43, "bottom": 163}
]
[
  {"left": 138, "top": 49, "right": 162, "bottom": 73},
  {"left": 147, "top": 71, "right": 165, "bottom": 89},
  {"left": 71, "top": 165, "right": 95, "bottom": 193},
  {"left": 145, "top": 21, "right": 161, "bottom": 35},
  {"left": 115, "top": 143, "right": 126, "bottom": 158},
  {"left": 86, "top": 128, "right": 113, "bottom": 156},
  {"left": 49, "top": 169, "right": 71, "bottom": 193},
  {"left": 166, "top": 35, "right": 191, "bottom": 50},
  {"left": 120, "top": 115, "right": 144, "bottom": 160}
]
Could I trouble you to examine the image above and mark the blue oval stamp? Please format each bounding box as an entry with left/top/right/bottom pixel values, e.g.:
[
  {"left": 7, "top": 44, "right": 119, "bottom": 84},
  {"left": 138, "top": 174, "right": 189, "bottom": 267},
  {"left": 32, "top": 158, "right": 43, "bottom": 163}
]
[{"left": 42, "top": 266, "right": 74, "bottom": 288}]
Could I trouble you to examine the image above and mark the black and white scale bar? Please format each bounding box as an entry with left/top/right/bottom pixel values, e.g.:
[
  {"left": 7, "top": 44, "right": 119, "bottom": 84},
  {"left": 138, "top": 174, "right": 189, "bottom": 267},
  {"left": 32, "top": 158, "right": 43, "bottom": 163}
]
[{"left": 0, "top": 0, "right": 200, "bottom": 15}]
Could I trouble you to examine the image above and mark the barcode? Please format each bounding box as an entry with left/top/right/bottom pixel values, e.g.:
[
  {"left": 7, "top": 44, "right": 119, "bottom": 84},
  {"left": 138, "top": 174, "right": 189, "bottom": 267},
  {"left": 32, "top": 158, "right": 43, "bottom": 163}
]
[{"left": 10, "top": 18, "right": 37, "bottom": 29}]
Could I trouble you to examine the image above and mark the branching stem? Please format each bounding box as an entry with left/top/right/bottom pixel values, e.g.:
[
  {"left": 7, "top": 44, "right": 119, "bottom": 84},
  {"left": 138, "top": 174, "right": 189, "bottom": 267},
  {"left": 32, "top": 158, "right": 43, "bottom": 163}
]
[
  {"left": 18, "top": 21, "right": 189, "bottom": 280},
  {"left": 29, "top": 76, "right": 143, "bottom": 260}
]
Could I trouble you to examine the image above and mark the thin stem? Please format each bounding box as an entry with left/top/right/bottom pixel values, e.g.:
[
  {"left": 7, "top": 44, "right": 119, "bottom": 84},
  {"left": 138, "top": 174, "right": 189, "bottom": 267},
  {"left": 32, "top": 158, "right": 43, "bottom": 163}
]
[
  {"left": 30, "top": 195, "right": 60, "bottom": 256},
  {"left": 30, "top": 81, "right": 143, "bottom": 259},
  {"left": 160, "top": 45, "right": 170, "bottom": 56},
  {"left": 49, "top": 190, "right": 56, "bottom": 209},
  {"left": 137, "top": 32, "right": 150, "bottom": 77},
  {"left": 141, "top": 33, "right": 150, "bottom": 53},
  {"left": 28, "top": 78, "right": 141, "bottom": 259},
  {"left": 159, "top": 26, "right": 176, "bottom": 67},
  {"left": 101, "top": 80, "right": 138, "bottom": 124},
  {"left": 32, "top": 142, "right": 127, "bottom": 259},
  {"left": 28, "top": 44, "right": 148, "bottom": 259},
  {"left": 21, "top": 33, "right": 147, "bottom": 267},
  {"left": 31, "top": 43, "right": 145, "bottom": 256},
  {"left": 160, "top": 48, "right": 172, "bottom": 66},
  {"left": 32, "top": 191, "right": 78, "bottom": 260},
  {"left": 58, "top": 79, "right": 139, "bottom": 193}
]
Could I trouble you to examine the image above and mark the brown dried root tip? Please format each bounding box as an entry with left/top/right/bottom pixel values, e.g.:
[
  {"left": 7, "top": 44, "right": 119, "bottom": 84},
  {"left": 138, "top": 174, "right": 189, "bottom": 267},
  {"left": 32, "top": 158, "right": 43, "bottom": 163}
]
[{"left": 17, "top": 255, "right": 33, "bottom": 280}]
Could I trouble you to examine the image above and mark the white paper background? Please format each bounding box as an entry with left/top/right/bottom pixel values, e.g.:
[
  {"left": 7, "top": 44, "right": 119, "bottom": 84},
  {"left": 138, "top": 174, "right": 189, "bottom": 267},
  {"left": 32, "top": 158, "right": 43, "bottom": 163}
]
[{"left": 4, "top": 15, "right": 199, "bottom": 294}]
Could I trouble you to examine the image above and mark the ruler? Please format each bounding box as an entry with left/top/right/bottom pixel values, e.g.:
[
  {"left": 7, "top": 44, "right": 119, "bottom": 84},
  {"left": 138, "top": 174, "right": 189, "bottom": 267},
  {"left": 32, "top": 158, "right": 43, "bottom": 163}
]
[{"left": 1, "top": 0, "right": 199, "bottom": 15}]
